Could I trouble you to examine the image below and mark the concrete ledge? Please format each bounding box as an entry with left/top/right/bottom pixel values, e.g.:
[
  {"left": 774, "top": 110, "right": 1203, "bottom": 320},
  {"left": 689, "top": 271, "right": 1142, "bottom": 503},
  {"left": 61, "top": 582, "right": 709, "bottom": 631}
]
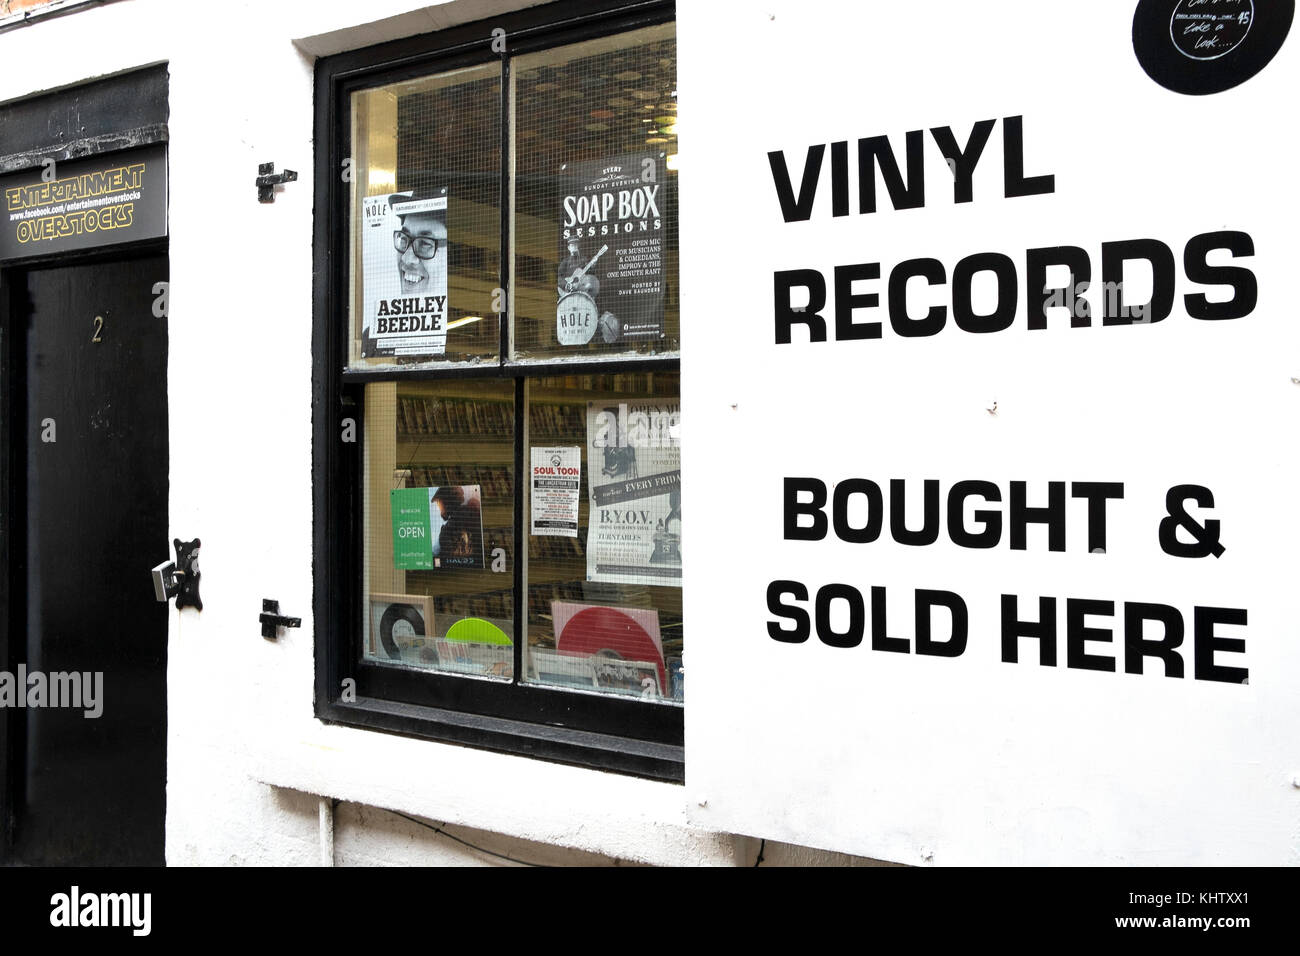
[{"left": 250, "top": 723, "right": 746, "bottom": 867}]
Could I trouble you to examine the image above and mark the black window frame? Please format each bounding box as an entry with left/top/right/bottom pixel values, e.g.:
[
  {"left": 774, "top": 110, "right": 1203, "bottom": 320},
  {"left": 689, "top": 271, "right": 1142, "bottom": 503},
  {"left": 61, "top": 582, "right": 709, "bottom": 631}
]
[{"left": 312, "top": 0, "right": 683, "bottom": 782}]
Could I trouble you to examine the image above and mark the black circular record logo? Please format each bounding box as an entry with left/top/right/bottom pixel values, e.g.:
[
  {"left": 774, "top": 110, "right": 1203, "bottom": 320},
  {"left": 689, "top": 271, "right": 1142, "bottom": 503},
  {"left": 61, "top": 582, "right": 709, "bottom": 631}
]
[{"left": 1134, "top": 0, "right": 1293, "bottom": 94}]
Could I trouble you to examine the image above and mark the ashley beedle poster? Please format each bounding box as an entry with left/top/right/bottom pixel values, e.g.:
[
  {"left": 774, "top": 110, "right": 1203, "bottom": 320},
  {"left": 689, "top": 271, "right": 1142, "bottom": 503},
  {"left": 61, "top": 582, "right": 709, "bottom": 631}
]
[
  {"left": 362, "top": 188, "right": 448, "bottom": 358},
  {"left": 586, "top": 401, "right": 681, "bottom": 587},
  {"left": 558, "top": 153, "right": 665, "bottom": 347}
]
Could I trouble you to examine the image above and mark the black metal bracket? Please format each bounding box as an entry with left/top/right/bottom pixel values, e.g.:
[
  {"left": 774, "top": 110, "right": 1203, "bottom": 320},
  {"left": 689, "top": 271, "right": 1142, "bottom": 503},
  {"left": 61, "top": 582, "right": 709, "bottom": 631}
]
[
  {"left": 260, "top": 599, "right": 301, "bottom": 640},
  {"left": 151, "top": 561, "right": 179, "bottom": 603},
  {"left": 174, "top": 538, "right": 202, "bottom": 611},
  {"left": 256, "top": 162, "right": 297, "bottom": 203}
]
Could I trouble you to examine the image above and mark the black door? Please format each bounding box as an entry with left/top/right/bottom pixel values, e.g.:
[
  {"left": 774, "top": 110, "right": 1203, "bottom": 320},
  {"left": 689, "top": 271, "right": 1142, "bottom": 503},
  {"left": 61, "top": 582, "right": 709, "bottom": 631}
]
[{"left": 2, "top": 250, "right": 169, "bottom": 865}]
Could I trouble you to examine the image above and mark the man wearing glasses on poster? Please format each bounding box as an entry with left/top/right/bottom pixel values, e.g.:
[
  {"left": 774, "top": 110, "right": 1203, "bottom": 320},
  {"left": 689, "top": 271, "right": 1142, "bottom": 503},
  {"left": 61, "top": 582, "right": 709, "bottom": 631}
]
[
  {"left": 392, "top": 195, "right": 447, "bottom": 297},
  {"left": 360, "top": 190, "right": 449, "bottom": 357}
]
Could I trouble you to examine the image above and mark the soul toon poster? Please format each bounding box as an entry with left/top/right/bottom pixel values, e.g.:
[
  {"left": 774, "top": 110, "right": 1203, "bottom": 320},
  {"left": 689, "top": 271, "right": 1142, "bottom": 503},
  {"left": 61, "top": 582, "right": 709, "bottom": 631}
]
[{"left": 530, "top": 446, "right": 581, "bottom": 538}]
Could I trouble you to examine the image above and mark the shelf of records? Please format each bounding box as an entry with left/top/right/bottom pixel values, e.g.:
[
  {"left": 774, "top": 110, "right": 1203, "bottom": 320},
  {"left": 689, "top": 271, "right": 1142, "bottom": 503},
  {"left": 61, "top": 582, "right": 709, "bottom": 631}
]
[
  {"left": 486, "top": 526, "right": 586, "bottom": 564},
  {"left": 392, "top": 376, "right": 675, "bottom": 443},
  {"left": 529, "top": 650, "right": 684, "bottom": 702},
  {"left": 395, "top": 396, "right": 513, "bottom": 440},
  {"left": 529, "top": 402, "right": 584, "bottom": 440},
  {"left": 527, "top": 583, "right": 683, "bottom": 655},
  {"left": 370, "top": 580, "right": 684, "bottom": 651},
  {"left": 365, "top": 585, "right": 514, "bottom": 680},
  {"left": 392, "top": 580, "right": 623, "bottom": 630},
  {"left": 394, "top": 398, "right": 587, "bottom": 444},
  {"left": 530, "top": 372, "right": 677, "bottom": 398},
  {"left": 364, "top": 581, "right": 684, "bottom": 702},
  {"left": 404, "top": 537, "right": 590, "bottom": 593},
  {"left": 532, "top": 591, "right": 683, "bottom": 702},
  {"left": 405, "top": 465, "right": 514, "bottom": 499}
]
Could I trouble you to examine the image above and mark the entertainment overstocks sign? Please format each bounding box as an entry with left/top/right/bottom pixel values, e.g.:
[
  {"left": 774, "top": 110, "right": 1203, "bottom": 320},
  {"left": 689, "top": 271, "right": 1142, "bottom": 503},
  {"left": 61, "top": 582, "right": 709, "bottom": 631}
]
[
  {"left": 679, "top": 1, "right": 1299, "bottom": 864},
  {"left": 0, "top": 144, "right": 168, "bottom": 261}
]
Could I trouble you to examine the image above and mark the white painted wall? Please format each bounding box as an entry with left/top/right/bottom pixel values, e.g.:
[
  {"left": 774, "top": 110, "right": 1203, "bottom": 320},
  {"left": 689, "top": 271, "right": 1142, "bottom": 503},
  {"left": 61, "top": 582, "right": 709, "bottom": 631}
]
[
  {"left": 678, "top": 0, "right": 1300, "bottom": 865},
  {"left": 0, "top": 0, "right": 889, "bottom": 867},
  {"left": 12, "top": 0, "right": 1285, "bottom": 868}
]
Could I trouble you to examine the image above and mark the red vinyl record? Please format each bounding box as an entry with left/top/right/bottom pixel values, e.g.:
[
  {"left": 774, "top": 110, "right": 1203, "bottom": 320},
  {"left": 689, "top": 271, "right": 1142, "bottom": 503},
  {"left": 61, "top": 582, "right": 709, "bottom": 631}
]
[{"left": 556, "top": 606, "right": 666, "bottom": 694}]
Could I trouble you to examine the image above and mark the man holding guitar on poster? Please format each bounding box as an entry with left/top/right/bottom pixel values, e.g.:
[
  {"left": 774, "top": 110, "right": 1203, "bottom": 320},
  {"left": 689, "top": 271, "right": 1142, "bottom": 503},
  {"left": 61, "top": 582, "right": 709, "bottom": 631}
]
[{"left": 557, "top": 238, "right": 621, "bottom": 345}]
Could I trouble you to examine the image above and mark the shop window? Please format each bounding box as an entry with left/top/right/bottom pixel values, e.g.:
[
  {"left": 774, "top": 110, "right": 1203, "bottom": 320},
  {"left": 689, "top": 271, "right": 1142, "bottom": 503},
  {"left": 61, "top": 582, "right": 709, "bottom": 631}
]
[
  {"left": 509, "top": 28, "right": 679, "bottom": 361},
  {"left": 315, "top": 2, "right": 682, "bottom": 780}
]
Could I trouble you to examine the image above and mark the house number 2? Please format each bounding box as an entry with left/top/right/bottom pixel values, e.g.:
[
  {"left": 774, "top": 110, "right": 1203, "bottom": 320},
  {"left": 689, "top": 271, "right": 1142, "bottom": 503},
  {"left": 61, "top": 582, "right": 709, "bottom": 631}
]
[{"left": 92, "top": 315, "right": 104, "bottom": 343}]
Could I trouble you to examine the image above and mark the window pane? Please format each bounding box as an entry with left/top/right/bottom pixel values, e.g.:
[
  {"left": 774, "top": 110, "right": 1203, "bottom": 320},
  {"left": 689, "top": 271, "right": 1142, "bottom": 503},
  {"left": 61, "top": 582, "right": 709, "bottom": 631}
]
[
  {"left": 349, "top": 63, "right": 502, "bottom": 369},
  {"left": 510, "top": 24, "right": 679, "bottom": 362},
  {"left": 362, "top": 380, "right": 515, "bottom": 679},
  {"left": 522, "top": 373, "right": 682, "bottom": 704}
]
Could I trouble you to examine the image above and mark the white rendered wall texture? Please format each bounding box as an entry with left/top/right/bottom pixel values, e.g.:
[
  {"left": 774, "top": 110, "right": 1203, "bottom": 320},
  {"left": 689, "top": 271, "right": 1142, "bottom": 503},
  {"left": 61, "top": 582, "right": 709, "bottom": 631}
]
[{"left": 0, "top": 0, "right": 881, "bottom": 867}]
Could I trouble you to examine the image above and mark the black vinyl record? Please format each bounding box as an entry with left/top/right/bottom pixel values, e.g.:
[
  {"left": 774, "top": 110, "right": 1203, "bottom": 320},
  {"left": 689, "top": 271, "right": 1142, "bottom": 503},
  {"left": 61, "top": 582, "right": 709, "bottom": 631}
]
[
  {"left": 1134, "top": 0, "right": 1293, "bottom": 94},
  {"left": 378, "top": 603, "right": 425, "bottom": 660}
]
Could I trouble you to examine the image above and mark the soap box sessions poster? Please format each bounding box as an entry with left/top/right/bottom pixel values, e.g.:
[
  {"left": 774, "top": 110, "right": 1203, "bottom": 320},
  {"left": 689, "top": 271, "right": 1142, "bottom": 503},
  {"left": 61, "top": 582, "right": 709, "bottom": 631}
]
[
  {"left": 362, "top": 189, "right": 448, "bottom": 358},
  {"left": 558, "top": 153, "right": 666, "bottom": 347},
  {"left": 586, "top": 401, "right": 681, "bottom": 587}
]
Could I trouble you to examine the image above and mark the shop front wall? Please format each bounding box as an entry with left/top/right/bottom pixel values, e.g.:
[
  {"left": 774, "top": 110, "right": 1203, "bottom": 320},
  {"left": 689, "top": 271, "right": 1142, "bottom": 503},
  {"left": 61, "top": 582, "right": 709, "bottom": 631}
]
[
  {"left": 679, "top": 1, "right": 1300, "bottom": 865},
  {"left": 4, "top": 0, "right": 1292, "bottom": 867},
  {"left": 0, "top": 0, "right": 859, "bottom": 868}
]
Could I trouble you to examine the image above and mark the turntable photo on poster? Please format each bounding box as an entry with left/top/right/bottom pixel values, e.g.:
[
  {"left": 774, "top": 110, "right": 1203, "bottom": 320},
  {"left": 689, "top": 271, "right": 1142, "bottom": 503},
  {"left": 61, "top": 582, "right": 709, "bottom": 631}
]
[{"left": 557, "top": 151, "right": 666, "bottom": 347}]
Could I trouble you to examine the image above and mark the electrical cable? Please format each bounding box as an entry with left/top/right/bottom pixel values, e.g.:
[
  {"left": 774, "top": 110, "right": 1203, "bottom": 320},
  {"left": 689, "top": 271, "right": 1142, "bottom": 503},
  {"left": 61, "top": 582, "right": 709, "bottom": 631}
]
[{"left": 387, "top": 809, "right": 548, "bottom": 867}]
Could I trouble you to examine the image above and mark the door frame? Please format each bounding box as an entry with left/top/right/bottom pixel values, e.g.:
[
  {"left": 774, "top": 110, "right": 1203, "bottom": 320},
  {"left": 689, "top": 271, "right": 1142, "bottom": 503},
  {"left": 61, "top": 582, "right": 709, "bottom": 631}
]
[
  {"left": 0, "top": 238, "right": 170, "bottom": 863},
  {"left": 0, "top": 253, "right": 19, "bottom": 857},
  {"left": 0, "top": 62, "right": 168, "bottom": 863}
]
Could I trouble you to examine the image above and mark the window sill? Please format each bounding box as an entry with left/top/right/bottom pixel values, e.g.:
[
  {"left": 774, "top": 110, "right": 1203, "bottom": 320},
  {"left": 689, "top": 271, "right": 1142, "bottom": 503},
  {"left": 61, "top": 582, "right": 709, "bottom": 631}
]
[
  {"left": 317, "top": 695, "right": 684, "bottom": 782},
  {"left": 250, "top": 707, "right": 738, "bottom": 867}
]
